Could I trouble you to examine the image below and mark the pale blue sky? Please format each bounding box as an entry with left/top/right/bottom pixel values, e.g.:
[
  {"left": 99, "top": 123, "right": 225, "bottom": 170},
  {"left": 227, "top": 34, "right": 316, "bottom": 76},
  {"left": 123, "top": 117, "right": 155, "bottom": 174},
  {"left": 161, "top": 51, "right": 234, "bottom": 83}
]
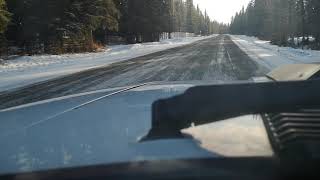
[{"left": 193, "top": 0, "right": 251, "bottom": 24}]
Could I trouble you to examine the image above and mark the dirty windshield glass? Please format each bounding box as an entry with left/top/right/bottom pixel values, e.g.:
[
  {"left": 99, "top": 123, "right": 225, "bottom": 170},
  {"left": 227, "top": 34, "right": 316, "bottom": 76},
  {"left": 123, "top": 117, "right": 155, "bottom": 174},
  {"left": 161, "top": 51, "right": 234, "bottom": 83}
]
[{"left": 0, "top": 0, "right": 320, "bottom": 175}]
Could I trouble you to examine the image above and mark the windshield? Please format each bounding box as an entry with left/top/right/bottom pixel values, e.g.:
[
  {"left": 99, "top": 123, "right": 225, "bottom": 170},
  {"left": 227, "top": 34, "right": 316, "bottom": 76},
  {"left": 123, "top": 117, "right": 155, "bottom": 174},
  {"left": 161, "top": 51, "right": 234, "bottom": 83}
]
[{"left": 0, "top": 0, "right": 320, "bottom": 175}]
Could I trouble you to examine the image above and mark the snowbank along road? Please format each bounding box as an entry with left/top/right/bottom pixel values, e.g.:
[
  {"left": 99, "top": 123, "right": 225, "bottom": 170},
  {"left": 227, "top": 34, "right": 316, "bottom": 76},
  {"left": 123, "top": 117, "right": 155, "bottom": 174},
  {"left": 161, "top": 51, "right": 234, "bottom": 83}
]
[{"left": 0, "top": 35, "right": 267, "bottom": 109}]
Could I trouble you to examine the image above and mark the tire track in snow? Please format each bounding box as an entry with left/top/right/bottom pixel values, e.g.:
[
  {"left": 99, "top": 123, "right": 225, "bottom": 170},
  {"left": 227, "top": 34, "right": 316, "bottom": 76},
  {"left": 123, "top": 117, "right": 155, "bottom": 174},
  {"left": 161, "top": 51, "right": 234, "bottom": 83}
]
[{"left": 0, "top": 35, "right": 264, "bottom": 109}]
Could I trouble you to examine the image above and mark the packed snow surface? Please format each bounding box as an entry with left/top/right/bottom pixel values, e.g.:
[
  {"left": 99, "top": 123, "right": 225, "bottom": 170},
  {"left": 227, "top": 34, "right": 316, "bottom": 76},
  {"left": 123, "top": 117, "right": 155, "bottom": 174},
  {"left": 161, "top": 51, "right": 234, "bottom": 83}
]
[
  {"left": 1, "top": 34, "right": 320, "bottom": 92},
  {"left": 0, "top": 36, "right": 215, "bottom": 92}
]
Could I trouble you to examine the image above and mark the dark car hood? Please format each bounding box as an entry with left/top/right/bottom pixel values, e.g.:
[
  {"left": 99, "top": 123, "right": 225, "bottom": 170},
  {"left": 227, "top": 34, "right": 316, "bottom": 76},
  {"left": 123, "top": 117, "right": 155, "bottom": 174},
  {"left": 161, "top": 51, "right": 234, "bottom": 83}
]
[{"left": 0, "top": 81, "right": 273, "bottom": 174}]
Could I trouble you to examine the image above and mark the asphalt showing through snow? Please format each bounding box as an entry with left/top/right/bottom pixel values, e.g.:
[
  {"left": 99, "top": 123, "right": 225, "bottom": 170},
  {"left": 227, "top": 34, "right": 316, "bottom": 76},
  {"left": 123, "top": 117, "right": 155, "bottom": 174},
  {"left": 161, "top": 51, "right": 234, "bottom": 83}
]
[{"left": 0, "top": 35, "right": 266, "bottom": 109}]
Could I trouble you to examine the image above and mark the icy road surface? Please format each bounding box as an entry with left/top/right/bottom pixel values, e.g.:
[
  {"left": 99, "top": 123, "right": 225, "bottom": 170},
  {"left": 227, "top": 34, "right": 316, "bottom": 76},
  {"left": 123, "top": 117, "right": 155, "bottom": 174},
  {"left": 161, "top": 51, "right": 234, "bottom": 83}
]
[
  {"left": 0, "top": 35, "right": 266, "bottom": 109},
  {"left": 0, "top": 36, "right": 214, "bottom": 92}
]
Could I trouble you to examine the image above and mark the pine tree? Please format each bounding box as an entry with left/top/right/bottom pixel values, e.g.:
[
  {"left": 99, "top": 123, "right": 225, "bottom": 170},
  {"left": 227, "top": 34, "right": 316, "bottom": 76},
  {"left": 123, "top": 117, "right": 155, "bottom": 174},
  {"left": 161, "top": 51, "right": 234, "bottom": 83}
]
[
  {"left": 0, "top": 0, "right": 10, "bottom": 34},
  {"left": 203, "top": 11, "right": 210, "bottom": 35},
  {"left": 192, "top": 5, "right": 199, "bottom": 34},
  {"left": 254, "top": 0, "right": 272, "bottom": 39},
  {"left": 230, "top": 0, "right": 310, "bottom": 47},
  {"left": 0, "top": 0, "right": 10, "bottom": 54},
  {"left": 2, "top": 0, "right": 222, "bottom": 54},
  {"left": 173, "top": 0, "right": 186, "bottom": 32},
  {"left": 164, "top": 0, "right": 174, "bottom": 38},
  {"left": 288, "top": 0, "right": 297, "bottom": 45},
  {"left": 244, "top": 1, "right": 254, "bottom": 36},
  {"left": 64, "top": 0, "right": 119, "bottom": 36},
  {"left": 306, "top": 0, "right": 320, "bottom": 46},
  {"left": 186, "top": 0, "right": 194, "bottom": 33},
  {"left": 296, "top": 0, "right": 307, "bottom": 41}
]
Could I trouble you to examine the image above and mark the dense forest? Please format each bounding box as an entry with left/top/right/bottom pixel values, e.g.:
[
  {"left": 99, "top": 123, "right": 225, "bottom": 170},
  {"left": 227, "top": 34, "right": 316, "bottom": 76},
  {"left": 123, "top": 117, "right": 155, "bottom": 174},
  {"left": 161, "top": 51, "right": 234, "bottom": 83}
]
[
  {"left": 0, "top": 0, "right": 226, "bottom": 55},
  {"left": 230, "top": 0, "right": 320, "bottom": 49}
]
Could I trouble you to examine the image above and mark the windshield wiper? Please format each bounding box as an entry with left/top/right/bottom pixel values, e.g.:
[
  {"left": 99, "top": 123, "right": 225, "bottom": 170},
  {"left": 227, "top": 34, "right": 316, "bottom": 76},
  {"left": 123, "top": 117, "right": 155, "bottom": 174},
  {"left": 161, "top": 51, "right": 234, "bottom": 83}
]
[{"left": 142, "top": 79, "right": 320, "bottom": 161}]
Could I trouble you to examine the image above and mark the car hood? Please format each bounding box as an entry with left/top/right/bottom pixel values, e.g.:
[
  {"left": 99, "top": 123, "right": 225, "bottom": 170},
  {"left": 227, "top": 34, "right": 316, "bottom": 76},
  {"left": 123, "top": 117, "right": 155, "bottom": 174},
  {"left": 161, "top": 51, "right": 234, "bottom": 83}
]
[{"left": 0, "top": 81, "right": 273, "bottom": 174}]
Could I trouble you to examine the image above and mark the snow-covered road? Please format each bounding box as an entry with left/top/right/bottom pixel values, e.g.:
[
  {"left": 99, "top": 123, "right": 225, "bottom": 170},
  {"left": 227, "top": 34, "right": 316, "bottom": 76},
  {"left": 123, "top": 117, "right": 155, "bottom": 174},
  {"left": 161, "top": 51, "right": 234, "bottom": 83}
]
[
  {"left": 2, "top": 34, "right": 320, "bottom": 94},
  {"left": 2, "top": 34, "right": 320, "bottom": 109},
  {"left": 0, "top": 36, "right": 215, "bottom": 92},
  {"left": 0, "top": 35, "right": 263, "bottom": 109}
]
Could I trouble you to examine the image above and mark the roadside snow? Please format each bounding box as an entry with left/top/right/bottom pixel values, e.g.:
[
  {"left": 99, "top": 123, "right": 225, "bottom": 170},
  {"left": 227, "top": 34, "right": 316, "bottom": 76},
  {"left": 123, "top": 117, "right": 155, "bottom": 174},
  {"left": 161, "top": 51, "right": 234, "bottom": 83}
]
[
  {"left": 230, "top": 35, "right": 320, "bottom": 71},
  {"left": 0, "top": 36, "right": 215, "bottom": 92}
]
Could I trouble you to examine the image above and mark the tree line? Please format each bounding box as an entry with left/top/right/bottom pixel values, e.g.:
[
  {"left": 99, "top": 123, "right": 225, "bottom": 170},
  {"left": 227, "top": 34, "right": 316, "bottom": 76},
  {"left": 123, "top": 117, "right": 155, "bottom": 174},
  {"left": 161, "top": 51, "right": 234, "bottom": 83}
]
[
  {"left": 0, "top": 0, "right": 225, "bottom": 55},
  {"left": 229, "top": 0, "right": 320, "bottom": 49},
  {"left": 0, "top": 0, "right": 10, "bottom": 50}
]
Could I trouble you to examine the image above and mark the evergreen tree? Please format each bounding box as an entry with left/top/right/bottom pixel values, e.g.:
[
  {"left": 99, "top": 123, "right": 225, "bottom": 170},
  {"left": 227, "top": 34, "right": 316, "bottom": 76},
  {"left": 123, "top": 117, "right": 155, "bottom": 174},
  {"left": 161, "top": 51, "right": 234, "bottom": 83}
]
[
  {"left": 186, "top": 0, "right": 194, "bottom": 33},
  {"left": 296, "top": 0, "right": 307, "bottom": 40},
  {"left": 1, "top": 0, "right": 224, "bottom": 55},
  {"left": 230, "top": 0, "right": 320, "bottom": 49},
  {"left": 306, "top": 0, "right": 320, "bottom": 45},
  {"left": 164, "top": 0, "right": 174, "bottom": 38},
  {"left": 288, "top": 0, "right": 297, "bottom": 45},
  {"left": 0, "top": 0, "right": 10, "bottom": 54},
  {"left": 203, "top": 11, "right": 210, "bottom": 35},
  {"left": 173, "top": 0, "right": 187, "bottom": 32},
  {"left": 63, "top": 0, "right": 119, "bottom": 39},
  {"left": 0, "top": 0, "right": 10, "bottom": 34},
  {"left": 193, "top": 5, "right": 201, "bottom": 34}
]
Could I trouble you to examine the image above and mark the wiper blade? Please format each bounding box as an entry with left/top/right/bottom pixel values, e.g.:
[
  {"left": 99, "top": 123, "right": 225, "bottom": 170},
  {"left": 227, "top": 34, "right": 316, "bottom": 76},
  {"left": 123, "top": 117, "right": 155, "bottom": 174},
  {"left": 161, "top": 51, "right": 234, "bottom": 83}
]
[{"left": 142, "top": 80, "right": 320, "bottom": 141}]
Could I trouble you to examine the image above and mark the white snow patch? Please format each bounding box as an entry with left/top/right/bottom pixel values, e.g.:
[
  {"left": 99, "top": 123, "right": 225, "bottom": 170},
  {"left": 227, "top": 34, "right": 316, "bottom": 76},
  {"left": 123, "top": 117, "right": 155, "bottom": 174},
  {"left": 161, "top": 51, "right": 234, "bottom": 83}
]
[
  {"left": 0, "top": 35, "right": 216, "bottom": 92},
  {"left": 230, "top": 35, "right": 320, "bottom": 71}
]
